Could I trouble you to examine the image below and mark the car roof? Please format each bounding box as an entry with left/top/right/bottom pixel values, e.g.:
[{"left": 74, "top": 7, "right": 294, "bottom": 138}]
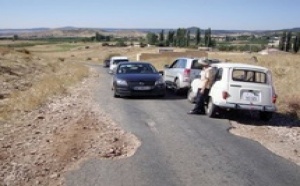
[
  {"left": 213, "top": 62, "right": 269, "bottom": 71},
  {"left": 119, "top": 61, "right": 152, "bottom": 65},
  {"left": 111, "top": 56, "right": 128, "bottom": 60}
]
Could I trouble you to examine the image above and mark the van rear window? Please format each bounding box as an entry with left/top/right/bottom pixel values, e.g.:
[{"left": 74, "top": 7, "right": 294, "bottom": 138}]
[{"left": 232, "top": 69, "right": 267, "bottom": 84}]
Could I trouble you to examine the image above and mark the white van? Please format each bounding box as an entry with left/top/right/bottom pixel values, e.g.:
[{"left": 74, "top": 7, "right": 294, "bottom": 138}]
[
  {"left": 109, "top": 56, "right": 129, "bottom": 74},
  {"left": 188, "top": 63, "right": 277, "bottom": 121}
]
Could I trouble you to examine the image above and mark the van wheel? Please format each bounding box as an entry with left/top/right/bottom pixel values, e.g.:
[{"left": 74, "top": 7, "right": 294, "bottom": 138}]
[
  {"left": 207, "top": 97, "right": 217, "bottom": 118},
  {"left": 187, "top": 88, "right": 195, "bottom": 103},
  {"left": 259, "top": 111, "right": 273, "bottom": 121}
]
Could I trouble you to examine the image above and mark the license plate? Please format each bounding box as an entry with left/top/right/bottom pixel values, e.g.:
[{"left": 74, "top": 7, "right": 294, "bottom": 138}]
[
  {"left": 134, "top": 86, "right": 151, "bottom": 90},
  {"left": 242, "top": 92, "right": 259, "bottom": 102}
]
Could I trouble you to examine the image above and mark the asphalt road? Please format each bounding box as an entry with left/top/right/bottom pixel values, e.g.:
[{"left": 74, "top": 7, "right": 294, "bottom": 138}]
[{"left": 66, "top": 65, "right": 300, "bottom": 186}]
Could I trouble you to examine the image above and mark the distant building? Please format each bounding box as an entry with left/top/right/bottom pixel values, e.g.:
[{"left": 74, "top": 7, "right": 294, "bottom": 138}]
[
  {"left": 268, "top": 37, "right": 280, "bottom": 47},
  {"left": 212, "top": 36, "right": 226, "bottom": 42}
]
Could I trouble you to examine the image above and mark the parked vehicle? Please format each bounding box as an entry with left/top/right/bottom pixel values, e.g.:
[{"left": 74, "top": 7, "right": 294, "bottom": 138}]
[
  {"left": 189, "top": 63, "right": 277, "bottom": 121},
  {"left": 163, "top": 57, "right": 219, "bottom": 93},
  {"left": 109, "top": 56, "right": 129, "bottom": 74},
  {"left": 103, "top": 59, "right": 110, "bottom": 68},
  {"left": 112, "top": 62, "right": 166, "bottom": 97}
]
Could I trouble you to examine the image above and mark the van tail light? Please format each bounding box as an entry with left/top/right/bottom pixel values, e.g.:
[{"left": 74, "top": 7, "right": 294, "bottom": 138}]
[
  {"left": 272, "top": 94, "right": 277, "bottom": 104},
  {"left": 183, "top": 69, "right": 191, "bottom": 82},
  {"left": 222, "top": 91, "right": 229, "bottom": 100}
]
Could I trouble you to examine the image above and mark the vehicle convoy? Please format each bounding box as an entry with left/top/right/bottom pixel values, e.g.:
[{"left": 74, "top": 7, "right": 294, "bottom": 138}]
[
  {"left": 188, "top": 63, "right": 277, "bottom": 121},
  {"left": 163, "top": 57, "right": 219, "bottom": 93},
  {"left": 109, "top": 56, "right": 129, "bottom": 74},
  {"left": 111, "top": 62, "right": 166, "bottom": 97}
]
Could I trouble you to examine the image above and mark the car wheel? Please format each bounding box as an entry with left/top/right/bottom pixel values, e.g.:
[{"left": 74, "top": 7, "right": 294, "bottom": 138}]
[
  {"left": 187, "top": 88, "right": 195, "bottom": 103},
  {"left": 259, "top": 111, "right": 273, "bottom": 121},
  {"left": 113, "top": 88, "right": 120, "bottom": 98},
  {"left": 207, "top": 97, "right": 217, "bottom": 118},
  {"left": 174, "top": 79, "right": 181, "bottom": 95}
]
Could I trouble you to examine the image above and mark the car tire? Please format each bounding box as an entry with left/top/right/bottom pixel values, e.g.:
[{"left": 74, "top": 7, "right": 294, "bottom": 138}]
[
  {"left": 259, "top": 111, "right": 273, "bottom": 121},
  {"left": 113, "top": 88, "right": 120, "bottom": 98},
  {"left": 174, "top": 79, "right": 181, "bottom": 95},
  {"left": 187, "top": 88, "right": 195, "bottom": 103},
  {"left": 207, "top": 97, "right": 218, "bottom": 118}
]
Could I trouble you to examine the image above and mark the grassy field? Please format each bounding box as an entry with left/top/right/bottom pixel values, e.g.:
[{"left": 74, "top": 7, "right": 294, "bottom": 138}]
[{"left": 1, "top": 41, "right": 299, "bottom": 120}]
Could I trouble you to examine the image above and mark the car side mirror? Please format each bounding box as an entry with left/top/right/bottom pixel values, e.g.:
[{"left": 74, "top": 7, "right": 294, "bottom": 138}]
[
  {"left": 158, "top": 70, "right": 164, "bottom": 75},
  {"left": 164, "top": 64, "right": 170, "bottom": 68}
]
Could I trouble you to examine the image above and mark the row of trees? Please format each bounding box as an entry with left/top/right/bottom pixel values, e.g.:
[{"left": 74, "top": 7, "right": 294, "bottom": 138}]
[
  {"left": 146, "top": 28, "right": 214, "bottom": 47},
  {"left": 279, "top": 31, "right": 300, "bottom": 53}
]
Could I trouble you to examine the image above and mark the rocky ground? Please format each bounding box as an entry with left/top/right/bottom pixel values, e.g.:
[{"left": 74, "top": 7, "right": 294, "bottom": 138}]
[{"left": 0, "top": 68, "right": 140, "bottom": 186}]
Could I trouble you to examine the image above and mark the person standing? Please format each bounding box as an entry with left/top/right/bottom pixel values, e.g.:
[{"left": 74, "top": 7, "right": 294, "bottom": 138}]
[{"left": 188, "top": 59, "right": 214, "bottom": 114}]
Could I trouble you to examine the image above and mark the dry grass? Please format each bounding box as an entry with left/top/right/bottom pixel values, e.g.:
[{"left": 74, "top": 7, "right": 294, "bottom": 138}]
[
  {"left": 208, "top": 52, "right": 300, "bottom": 118},
  {"left": 1, "top": 63, "right": 88, "bottom": 120},
  {"left": 0, "top": 45, "right": 89, "bottom": 121}
]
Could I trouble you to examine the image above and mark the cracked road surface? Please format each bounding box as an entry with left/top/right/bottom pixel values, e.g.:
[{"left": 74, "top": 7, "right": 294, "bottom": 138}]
[{"left": 66, "top": 65, "right": 300, "bottom": 186}]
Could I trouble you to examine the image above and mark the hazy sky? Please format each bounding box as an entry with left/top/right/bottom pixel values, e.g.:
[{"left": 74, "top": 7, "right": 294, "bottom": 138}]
[{"left": 1, "top": 0, "right": 299, "bottom": 30}]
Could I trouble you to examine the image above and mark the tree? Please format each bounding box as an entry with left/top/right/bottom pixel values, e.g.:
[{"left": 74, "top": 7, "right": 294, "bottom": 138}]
[
  {"left": 204, "top": 28, "right": 212, "bottom": 47},
  {"left": 146, "top": 32, "right": 158, "bottom": 45},
  {"left": 293, "top": 33, "right": 300, "bottom": 53},
  {"left": 279, "top": 31, "right": 286, "bottom": 51},
  {"left": 186, "top": 30, "right": 190, "bottom": 47},
  {"left": 285, "top": 31, "right": 292, "bottom": 52},
  {"left": 159, "top": 30, "right": 165, "bottom": 43},
  {"left": 195, "top": 28, "right": 201, "bottom": 45},
  {"left": 13, "top": 34, "right": 18, "bottom": 41},
  {"left": 175, "top": 28, "right": 187, "bottom": 47},
  {"left": 166, "top": 31, "right": 175, "bottom": 46}
]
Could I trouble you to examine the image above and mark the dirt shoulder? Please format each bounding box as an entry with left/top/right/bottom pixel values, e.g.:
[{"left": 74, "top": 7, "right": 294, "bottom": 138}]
[
  {"left": 228, "top": 111, "right": 300, "bottom": 166},
  {"left": 0, "top": 68, "right": 140, "bottom": 186}
]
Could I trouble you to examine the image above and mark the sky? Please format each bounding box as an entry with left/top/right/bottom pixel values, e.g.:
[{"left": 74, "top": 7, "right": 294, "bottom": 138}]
[{"left": 1, "top": 0, "right": 299, "bottom": 30}]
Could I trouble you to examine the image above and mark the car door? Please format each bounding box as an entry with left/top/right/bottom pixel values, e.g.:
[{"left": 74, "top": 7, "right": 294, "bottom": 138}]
[{"left": 164, "top": 59, "right": 180, "bottom": 84}]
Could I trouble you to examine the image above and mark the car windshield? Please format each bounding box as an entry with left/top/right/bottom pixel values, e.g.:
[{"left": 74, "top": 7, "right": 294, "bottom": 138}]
[
  {"left": 117, "top": 64, "right": 157, "bottom": 74},
  {"left": 113, "top": 59, "right": 129, "bottom": 64}
]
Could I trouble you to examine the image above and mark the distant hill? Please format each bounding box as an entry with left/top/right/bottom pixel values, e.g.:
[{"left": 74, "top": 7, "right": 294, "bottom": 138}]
[{"left": 0, "top": 27, "right": 299, "bottom": 38}]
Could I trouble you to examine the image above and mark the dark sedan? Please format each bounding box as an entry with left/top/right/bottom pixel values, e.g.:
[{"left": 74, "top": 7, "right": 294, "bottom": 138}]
[{"left": 112, "top": 62, "right": 166, "bottom": 97}]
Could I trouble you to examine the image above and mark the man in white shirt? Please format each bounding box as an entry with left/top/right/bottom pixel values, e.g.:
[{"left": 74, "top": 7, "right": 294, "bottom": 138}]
[{"left": 188, "top": 59, "right": 214, "bottom": 114}]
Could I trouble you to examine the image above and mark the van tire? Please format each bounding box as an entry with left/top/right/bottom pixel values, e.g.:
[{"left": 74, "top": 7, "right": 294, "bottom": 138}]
[
  {"left": 187, "top": 88, "right": 195, "bottom": 103},
  {"left": 207, "top": 97, "right": 217, "bottom": 118}
]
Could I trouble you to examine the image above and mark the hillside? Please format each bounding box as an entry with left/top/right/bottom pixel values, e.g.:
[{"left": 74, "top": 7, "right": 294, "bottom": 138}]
[{"left": 1, "top": 27, "right": 299, "bottom": 38}]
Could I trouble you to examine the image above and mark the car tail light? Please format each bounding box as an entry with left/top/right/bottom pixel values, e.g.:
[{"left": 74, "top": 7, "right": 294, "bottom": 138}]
[
  {"left": 272, "top": 94, "right": 277, "bottom": 104},
  {"left": 222, "top": 91, "right": 229, "bottom": 100},
  {"left": 183, "top": 69, "right": 191, "bottom": 82}
]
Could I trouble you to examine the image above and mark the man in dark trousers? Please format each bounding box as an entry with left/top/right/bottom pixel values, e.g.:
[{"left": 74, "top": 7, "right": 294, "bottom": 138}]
[{"left": 188, "top": 59, "right": 214, "bottom": 114}]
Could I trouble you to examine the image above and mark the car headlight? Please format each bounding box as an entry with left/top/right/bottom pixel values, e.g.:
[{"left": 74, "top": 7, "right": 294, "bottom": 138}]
[
  {"left": 155, "top": 77, "right": 165, "bottom": 85},
  {"left": 116, "top": 79, "right": 128, "bottom": 86}
]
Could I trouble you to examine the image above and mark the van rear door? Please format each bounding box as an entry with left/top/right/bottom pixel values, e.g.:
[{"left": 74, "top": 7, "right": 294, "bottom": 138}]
[{"left": 227, "top": 68, "right": 273, "bottom": 106}]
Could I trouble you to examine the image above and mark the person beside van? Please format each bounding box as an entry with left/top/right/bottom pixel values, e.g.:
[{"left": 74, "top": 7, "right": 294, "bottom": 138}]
[{"left": 188, "top": 59, "right": 214, "bottom": 114}]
